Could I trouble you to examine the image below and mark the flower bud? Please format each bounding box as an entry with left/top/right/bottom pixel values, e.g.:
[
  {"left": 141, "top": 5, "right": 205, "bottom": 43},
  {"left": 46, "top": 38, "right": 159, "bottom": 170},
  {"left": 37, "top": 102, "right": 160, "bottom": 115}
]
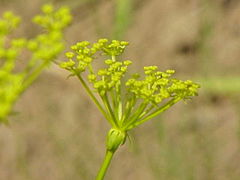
[{"left": 106, "top": 128, "right": 126, "bottom": 152}]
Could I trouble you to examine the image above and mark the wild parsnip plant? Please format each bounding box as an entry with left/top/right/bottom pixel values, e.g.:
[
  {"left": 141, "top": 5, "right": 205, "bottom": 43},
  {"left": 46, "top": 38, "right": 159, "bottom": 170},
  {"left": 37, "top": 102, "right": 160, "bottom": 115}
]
[
  {"left": 60, "top": 39, "right": 200, "bottom": 180},
  {"left": 0, "top": 4, "right": 72, "bottom": 123}
]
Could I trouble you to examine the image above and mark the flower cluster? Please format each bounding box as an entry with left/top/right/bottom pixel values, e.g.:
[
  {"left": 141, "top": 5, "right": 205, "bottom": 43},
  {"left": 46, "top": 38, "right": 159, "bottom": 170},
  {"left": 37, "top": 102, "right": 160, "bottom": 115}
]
[
  {"left": 0, "top": 4, "right": 72, "bottom": 123},
  {"left": 33, "top": 4, "right": 72, "bottom": 31},
  {"left": 60, "top": 39, "right": 129, "bottom": 73},
  {"left": 126, "top": 66, "right": 199, "bottom": 104},
  {"left": 30, "top": 4, "right": 71, "bottom": 62},
  {"left": 60, "top": 39, "right": 132, "bottom": 97},
  {"left": 60, "top": 39, "right": 200, "bottom": 151},
  {"left": 0, "top": 11, "right": 20, "bottom": 35}
]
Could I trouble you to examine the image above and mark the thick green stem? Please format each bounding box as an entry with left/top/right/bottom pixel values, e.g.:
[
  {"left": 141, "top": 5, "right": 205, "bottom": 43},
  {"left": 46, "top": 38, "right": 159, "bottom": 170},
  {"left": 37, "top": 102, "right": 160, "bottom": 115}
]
[{"left": 96, "top": 150, "right": 114, "bottom": 180}]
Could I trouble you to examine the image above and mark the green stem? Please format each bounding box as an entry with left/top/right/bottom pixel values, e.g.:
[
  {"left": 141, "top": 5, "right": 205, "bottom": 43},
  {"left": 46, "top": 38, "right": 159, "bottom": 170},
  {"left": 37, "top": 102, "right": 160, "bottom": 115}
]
[
  {"left": 128, "top": 97, "right": 181, "bottom": 130},
  {"left": 75, "top": 73, "right": 112, "bottom": 125},
  {"left": 138, "top": 104, "right": 155, "bottom": 119},
  {"left": 123, "top": 102, "right": 147, "bottom": 130},
  {"left": 112, "top": 55, "right": 116, "bottom": 62},
  {"left": 101, "top": 94, "right": 118, "bottom": 128},
  {"left": 21, "top": 61, "right": 49, "bottom": 93},
  {"left": 121, "top": 95, "right": 136, "bottom": 124},
  {"left": 96, "top": 150, "right": 114, "bottom": 180},
  {"left": 110, "top": 90, "right": 118, "bottom": 120},
  {"left": 116, "top": 83, "right": 123, "bottom": 122}
]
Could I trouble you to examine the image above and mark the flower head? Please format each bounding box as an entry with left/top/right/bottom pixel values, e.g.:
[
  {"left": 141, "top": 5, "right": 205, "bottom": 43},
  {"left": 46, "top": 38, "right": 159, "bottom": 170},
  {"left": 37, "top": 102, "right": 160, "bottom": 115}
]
[
  {"left": 61, "top": 39, "right": 200, "bottom": 180},
  {"left": 60, "top": 39, "right": 200, "bottom": 148}
]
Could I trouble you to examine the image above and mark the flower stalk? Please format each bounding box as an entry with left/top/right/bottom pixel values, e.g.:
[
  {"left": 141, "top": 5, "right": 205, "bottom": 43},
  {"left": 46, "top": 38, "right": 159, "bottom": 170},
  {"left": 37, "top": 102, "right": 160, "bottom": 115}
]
[
  {"left": 60, "top": 39, "right": 200, "bottom": 179},
  {"left": 96, "top": 150, "right": 114, "bottom": 180}
]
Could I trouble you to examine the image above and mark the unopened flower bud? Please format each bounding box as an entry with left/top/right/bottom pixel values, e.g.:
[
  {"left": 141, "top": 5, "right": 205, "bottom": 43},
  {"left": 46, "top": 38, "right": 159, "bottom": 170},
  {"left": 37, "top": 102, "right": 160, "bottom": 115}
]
[{"left": 106, "top": 128, "right": 126, "bottom": 152}]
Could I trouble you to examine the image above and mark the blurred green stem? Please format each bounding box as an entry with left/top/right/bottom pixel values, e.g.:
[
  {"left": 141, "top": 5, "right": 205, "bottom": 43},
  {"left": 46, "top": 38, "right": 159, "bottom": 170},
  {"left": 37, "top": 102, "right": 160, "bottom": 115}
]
[
  {"left": 113, "top": 0, "right": 132, "bottom": 39},
  {"left": 22, "top": 61, "right": 49, "bottom": 92},
  {"left": 96, "top": 150, "right": 114, "bottom": 180}
]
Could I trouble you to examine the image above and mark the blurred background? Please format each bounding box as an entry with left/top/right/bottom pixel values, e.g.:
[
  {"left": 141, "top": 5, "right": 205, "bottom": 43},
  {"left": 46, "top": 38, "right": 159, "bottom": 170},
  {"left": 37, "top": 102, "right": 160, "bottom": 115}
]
[{"left": 0, "top": 0, "right": 240, "bottom": 179}]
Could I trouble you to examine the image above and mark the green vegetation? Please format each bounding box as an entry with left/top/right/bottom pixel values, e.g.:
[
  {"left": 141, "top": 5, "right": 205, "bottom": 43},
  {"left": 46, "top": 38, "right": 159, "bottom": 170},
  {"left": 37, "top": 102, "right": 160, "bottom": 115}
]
[{"left": 0, "top": 4, "right": 72, "bottom": 123}]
